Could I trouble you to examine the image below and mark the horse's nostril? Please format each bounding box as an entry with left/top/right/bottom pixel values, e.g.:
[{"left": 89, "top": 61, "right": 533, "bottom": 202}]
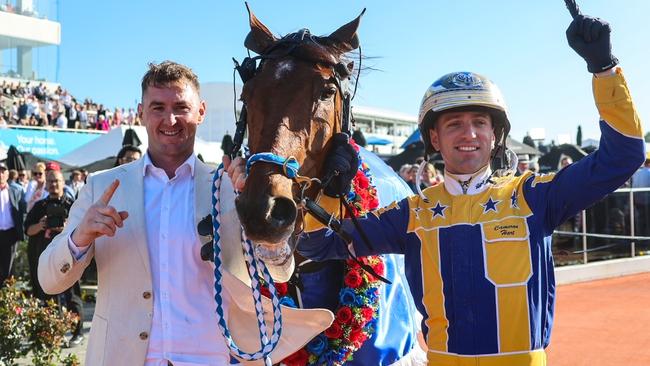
[{"left": 268, "top": 197, "right": 297, "bottom": 228}]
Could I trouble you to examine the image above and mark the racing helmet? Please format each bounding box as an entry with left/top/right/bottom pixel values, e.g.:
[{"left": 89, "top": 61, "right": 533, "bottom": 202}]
[{"left": 418, "top": 71, "right": 511, "bottom": 170}]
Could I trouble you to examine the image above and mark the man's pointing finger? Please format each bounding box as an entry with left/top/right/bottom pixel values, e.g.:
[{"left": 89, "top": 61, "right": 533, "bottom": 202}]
[{"left": 99, "top": 179, "right": 120, "bottom": 206}]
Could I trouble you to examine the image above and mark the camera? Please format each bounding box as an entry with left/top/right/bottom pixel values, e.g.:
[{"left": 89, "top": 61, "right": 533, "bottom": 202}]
[{"left": 46, "top": 201, "right": 68, "bottom": 228}]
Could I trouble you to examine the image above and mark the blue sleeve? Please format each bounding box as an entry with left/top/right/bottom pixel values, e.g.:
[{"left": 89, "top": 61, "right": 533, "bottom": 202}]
[
  {"left": 297, "top": 197, "right": 412, "bottom": 261},
  {"left": 525, "top": 120, "right": 645, "bottom": 235}
]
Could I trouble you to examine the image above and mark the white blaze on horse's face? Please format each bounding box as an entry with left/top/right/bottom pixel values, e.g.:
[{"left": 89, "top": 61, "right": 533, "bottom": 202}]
[{"left": 274, "top": 60, "right": 294, "bottom": 80}]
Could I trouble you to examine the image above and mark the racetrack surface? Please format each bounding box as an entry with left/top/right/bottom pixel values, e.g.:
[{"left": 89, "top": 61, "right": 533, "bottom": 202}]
[{"left": 546, "top": 272, "right": 650, "bottom": 366}]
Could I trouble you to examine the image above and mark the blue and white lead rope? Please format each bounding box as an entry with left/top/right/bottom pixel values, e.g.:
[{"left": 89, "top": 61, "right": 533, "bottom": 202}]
[{"left": 212, "top": 159, "right": 285, "bottom": 366}]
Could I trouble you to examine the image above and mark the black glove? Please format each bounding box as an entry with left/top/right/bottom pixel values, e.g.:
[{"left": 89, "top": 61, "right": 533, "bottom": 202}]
[
  {"left": 566, "top": 9, "right": 618, "bottom": 73},
  {"left": 322, "top": 133, "right": 359, "bottom": 198}
]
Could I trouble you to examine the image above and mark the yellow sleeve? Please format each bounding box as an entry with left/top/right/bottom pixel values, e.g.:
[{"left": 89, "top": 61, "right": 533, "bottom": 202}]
[{"left": 593, "top": 68, "right": 643, "bottom": 139}]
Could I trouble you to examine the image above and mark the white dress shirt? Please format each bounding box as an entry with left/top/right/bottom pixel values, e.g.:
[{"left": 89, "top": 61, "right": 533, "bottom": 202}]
[
  {"left": 141, "top": 153, "right": 230, "bottom": 366},
  {"left": 0, "top": 185, "right": 15, "bottom": 230}
]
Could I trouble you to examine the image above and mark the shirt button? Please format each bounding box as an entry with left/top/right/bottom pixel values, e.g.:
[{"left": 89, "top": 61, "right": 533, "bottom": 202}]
[
  {"left": 142, "top": 291, "right": 152, "bottom": 299},
  {"left": 139, "top": 331, "right": 148, "bottom": 340}
]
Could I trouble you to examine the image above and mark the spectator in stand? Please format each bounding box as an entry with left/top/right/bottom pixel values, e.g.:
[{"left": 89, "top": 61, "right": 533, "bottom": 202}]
[
  {"left": 44, "top": 98, "right": 54, "bottom": 125},
  {"left": 126, "top": 107, "right": 136, "bottom": 125},
  {"left": 27, "top": 115, "right": 38, "bottom": 126},
  {"left": 95, "top": 114, "right": 109, "bottom": 131},
  {"left": 631, "top": 152, "right": 650, "bottom": 188},
  {"left": 114, "top": 145, "right": 142, "bottom": 167},
  {"left": 25, "top": 162, "right": 47, "bottom": 211},
  {"left": 10, "top": 102, "right": 18, "bottom": 123},
  {"left": 0, "top": 162, "right": 25, "bottom": 285},
  {"left": 55, "top": 110, "right": 67, "bottom": 129},
  {"left": 17, "top": 99, "right": 28, "bottom": 122},
  {"left": 0, "top": 115, "right": 7, "bottom": 128},
  {"left": 113, "top": 107, "right": 122, "bottom": 125},
  {"left": 67, "top": 102, "right": 78, "bottom": 129},
  {"left": 24, "top": 169, "right": 84, "bottom": 346},
  {"left": 96, "top": 103, "right": 107, "bottom": 119},
  {"left": 77, "top": 104, "right": 88, "bottom": 129}
]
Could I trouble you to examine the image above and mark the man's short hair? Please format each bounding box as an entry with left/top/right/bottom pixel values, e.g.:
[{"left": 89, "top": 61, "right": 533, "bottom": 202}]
[{"left": 141, "top": 61, "right": 200, "bottom": 97}]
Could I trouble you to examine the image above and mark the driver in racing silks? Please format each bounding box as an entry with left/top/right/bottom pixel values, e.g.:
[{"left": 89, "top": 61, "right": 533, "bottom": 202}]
[{"left": 293, "top": 7, "right": 645, "bottom": 366}]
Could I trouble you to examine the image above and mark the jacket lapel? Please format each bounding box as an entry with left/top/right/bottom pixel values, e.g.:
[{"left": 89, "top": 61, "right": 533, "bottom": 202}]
[{"left": 120, "top": 160, "right": 151, "bottom": 277}]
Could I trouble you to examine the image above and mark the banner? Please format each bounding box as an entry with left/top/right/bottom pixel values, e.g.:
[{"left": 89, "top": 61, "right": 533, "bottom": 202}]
[{"left": 0, "top": 127, "right": 102, "bottom": 160}]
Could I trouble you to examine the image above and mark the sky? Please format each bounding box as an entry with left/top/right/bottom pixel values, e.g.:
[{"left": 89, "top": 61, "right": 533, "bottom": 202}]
[{"left": 11, "top": 0, "right": 650, "bottom": 144}]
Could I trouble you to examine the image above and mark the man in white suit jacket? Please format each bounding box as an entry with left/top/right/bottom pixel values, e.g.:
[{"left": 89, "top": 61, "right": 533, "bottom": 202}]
[{"left": 37, "top": 62, "right": 329, "bottom": 366}]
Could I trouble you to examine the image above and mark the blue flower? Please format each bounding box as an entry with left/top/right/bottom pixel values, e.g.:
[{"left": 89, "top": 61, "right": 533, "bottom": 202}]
[
  {"left": 317, "top": 351, "right": 339, "bottom": 366},
  {"left": 279, "top": 296, "right": 297, "bottom": 308},
  {"left": 365, "top": 288, "right": 379, "bottom": 302},
  {"left": 339, "top": 288, "right": 357, "bottom": 306},
  {"left": 306, "top": 334, "right": 328, "bottom": 356},
  {"left": 355, "top": 293, "right": 366, "bottom": 306}
]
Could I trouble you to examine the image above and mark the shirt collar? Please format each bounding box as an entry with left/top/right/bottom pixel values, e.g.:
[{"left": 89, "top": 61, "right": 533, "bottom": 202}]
[
  {"left": 142, "top": 152, "right": 196, "bottom": 178},
  {"left": 444, "top": 165, "right": 493, "bottom": 196}
]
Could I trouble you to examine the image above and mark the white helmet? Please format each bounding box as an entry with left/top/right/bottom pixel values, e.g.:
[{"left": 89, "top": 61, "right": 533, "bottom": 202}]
[{"left": 418, "top": 71, "right": 511, "bottom": 168}]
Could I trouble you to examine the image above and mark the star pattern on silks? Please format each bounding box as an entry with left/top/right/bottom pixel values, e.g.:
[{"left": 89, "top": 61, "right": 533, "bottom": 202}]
[
  {"left": 510, "top": 189, "right": 519, "bottom": 209},
  {"left": 412, "top": 206, "right": 423, "bottom": 220},
  {"left": 481, "top": 196, "right": 501, "bottom": 213},
  {"left": 429, "top": 201, "right": 448, "bottom": 219}
]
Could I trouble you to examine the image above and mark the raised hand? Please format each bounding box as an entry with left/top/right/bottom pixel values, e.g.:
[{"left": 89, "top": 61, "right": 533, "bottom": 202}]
[
  {"left": 71, "top": 179, "right": 129, "bottom": 247},
  {"left": 565, "top": 0, "right": 619, "bottom": 73}
]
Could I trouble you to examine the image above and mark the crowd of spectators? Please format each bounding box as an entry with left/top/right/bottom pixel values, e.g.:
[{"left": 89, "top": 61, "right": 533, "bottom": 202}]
[
  {"left": 0, "top": 80, "right": 140, "bottom": 131},
  {"left": 398, "top": 157, "right": 444, "bottom": 193}
]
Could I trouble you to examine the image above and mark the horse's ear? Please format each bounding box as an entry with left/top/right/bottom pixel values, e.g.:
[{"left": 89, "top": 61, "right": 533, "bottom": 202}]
[
  {"left": 328, "top": 8, "right": 366, "bottom": 53},
  {"left": 243, "top": 2, "right": 277, "bottom": 54}
]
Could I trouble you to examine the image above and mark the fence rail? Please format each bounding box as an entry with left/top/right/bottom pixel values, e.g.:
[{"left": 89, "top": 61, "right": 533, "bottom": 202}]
[{"left": 552, "top": 186, "right": 650, "bottom": 266}]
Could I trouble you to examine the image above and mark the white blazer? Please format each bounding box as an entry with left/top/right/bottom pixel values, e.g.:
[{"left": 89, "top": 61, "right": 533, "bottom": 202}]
[{"left": 38, "top": 158, "right": 294, "bottom": 365}]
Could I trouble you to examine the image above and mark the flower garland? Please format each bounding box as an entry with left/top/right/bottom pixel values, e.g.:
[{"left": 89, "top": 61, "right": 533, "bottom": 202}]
[{"left": 263, "top": 140, "right": 385, "bottom": 366}]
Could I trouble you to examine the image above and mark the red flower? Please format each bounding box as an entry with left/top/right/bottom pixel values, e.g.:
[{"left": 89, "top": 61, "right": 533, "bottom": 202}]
[
  {"left": 360, "top": 306, "right": 374, "bottom": 322},
  {"left": 349, "top": 328, "right": 367, "bottom": 347},
  {"left": 371, "top": 261, "right": 385, "bottom": 277},
  {"left": 344, "top": 270, "right": 364, "bottom": 288},
  {"left": 355, "top": 171, "right": 369, "bottom": 189},
  {"left": 325, "top": 322, "right": 343, "bottom": 339},
  {"left": 282, "top": 348, "right": 309, "bottom": 366},
  {"left": 260, "top": 285, "right": 271, "bottom": 298},
  {"left": 347, "top": 259, "right": 360, "bottom": 269},
  {"left": 274, "top": 282, "right": 288, "bottom": 297},
  {"left": 369, "top": 197, "right": 379, "bottom": 210},
  {"left": 336, "top": 306, "right": 353, "bottom": 324}
]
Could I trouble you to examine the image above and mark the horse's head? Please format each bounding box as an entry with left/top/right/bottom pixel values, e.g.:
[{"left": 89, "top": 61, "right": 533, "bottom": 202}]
[{"left": 235, "top": 7, "right": 364, "bottom": 247}]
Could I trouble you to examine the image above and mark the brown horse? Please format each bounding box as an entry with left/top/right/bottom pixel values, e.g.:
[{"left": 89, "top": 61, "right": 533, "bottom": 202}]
[
  {"left": 232, "top": 8, "right": 424, "bottom": 365},
  {"left": 235, "top": 8, "right": 362, "bottom": 249}
]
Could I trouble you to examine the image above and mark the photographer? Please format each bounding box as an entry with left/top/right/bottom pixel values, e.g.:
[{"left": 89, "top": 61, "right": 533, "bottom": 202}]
[{"left": 25, "top": 170, "right": 83, "bottom": 346}]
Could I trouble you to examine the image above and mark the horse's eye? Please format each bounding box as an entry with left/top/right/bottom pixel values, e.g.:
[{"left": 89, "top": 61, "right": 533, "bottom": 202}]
[{"left": 319, "top": 85, "right": 338, "bottom": 101}]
